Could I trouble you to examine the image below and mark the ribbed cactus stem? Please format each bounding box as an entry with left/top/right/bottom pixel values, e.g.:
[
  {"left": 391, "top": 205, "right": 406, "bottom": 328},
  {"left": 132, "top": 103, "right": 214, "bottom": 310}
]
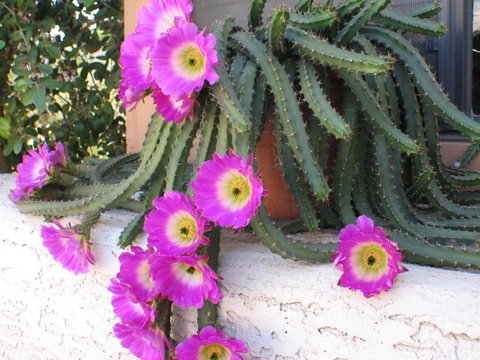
[
  {"left": 334, "top": 0, "right": 391, "bottom": 46},
  {"left": 363, "top": 26, "right": 480, "bottom": 140},
  {"left": 294, "top": 0, "right": 314, "bottom": 13},
  {"left": 49, "top": 169, "right": 77, "bottom": 188},
  {"left": 248, "top": 0, "right": 267, "bottom": 29},
  {"left": 373, "top": 8, "right": 446, "bottom": 36},
  {"left": 76, "top": 210, "right": 101, "bottom": 240},
  {"left": 211, "top": 19, "right": 251, "bottom": 133},
  {"left": 298, "top": 58, "right": 351, "bottom": 139},
  {"left": 249, "top": 206, "right": 338, "bottom": 262},
  {"left": 285, "top": 26, "right": 392, "bottom": 74},
  {"left": 197, "top": 226, "right": 221, "bottom": 329},
  {"left": 407, "top": 2, "right": 442, "bottom": 19},
  {"left": 231, "top": 29, "right": 331, "bottom": 201}
]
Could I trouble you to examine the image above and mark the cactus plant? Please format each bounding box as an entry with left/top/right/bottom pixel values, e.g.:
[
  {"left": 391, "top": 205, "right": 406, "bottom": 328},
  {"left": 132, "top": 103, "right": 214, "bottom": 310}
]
[{"left": 14, "top": 0, "right": 480, "bottom": 270}]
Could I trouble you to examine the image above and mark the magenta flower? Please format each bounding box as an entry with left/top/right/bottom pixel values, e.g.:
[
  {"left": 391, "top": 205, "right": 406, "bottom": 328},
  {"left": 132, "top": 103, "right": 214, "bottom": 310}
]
[
  {"left": 119, "top": 32, "right": 154, "bottom": 93},
  {"left": 119, "top": 80, "right": 148, "bottom": 109},
  {"left": 11, "top": 143, "right": 55, "bottom": 201},
  {"left": 108, "top": 278, "right": 155, "bottom": 328},
  {"left": 175, "top": 326, "right": 248, "bottom": 360},
  {"left": 135, "top": 0, "right": 193, "bottom": 47},
  {"left": 117, "top": 246, "right": 161, "bottom": 302},
  {"left": 191, "top": 150, "right": 265, "bottom": 229},
  {"left": 40, "top": 219, "right": 95, "bottom": 275},
  {"left": 151, "top": 86, "right": 195, "bottom": 123},
  {"left": 150, "top": 19, "right": 219, "bottom": 100},
  {"left": 149, "top": 254, "right": 223, "bottom": 308},
  {"left": 113, "top": 322, "right": 170, "bottom": 360},
  {"left": 331, "top": 215, "right": 408, "bottom": 298},
  {"left": 50, "top": 142, "right": 68, "bottom": 169},
  {"left": 144, "top": 191, "right": 210, "bottom": 255}
]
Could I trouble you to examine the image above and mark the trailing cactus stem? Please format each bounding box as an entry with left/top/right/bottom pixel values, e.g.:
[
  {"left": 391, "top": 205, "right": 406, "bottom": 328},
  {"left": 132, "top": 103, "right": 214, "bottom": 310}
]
[
  {"left": 16, "top": 118, "right": 172, "bottom": 216},
  {"left": 387, "top": 230, "right": 480, "bottom": 269},
  {"left": 362, "top": 26, "right": 480, "bottom": 140},
  {"left": 333, "top": 0, "right": 391, "bottom": 47},
  {"left": 250, "top": 206, "right": 337, "bottom": 262},
  {"left": 197, "top": 226, "right": 221, "bottom": 329},
  {"left": 285, "top": 26, "right": 391, "bottom": 74},
  {"left": 298, "top": 58, "right": 350, "bottom": 139},
  {"left": 373, "top": 8, "right": 446, "bottom": 36},
  {"left": 231, "top": 30, "right": 331, "bottom": 201},
  {"left": 337, "top": 68, "right": 418, "bottom": 154},
  {"left": 248, "top": 0, "right": 267, "bottom": 29},
  {"left": 407, "top": 2, "right": 442, "bottom": 19},
  {"left": 211, "top": 20, "right": 251, "bottom": 132},
  {"left": 118, "top": 214, "right": 145, "bottom": 249}
]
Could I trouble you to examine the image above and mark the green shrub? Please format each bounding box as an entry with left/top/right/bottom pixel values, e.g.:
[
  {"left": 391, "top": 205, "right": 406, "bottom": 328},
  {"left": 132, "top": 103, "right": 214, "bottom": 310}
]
[{"left": 0, "top": 0, "right": 125, "bottom": 173}]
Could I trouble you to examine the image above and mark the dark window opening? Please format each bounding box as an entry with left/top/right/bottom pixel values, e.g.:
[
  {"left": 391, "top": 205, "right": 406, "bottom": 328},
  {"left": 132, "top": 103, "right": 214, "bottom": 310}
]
[{"left": 472, "top": 1, "right": 480, "bottom": 115}]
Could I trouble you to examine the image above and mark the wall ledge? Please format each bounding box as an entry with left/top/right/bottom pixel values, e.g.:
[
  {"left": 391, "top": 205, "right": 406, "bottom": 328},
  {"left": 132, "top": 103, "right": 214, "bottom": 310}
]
[{"left": 1, "top": 174, "right": 479, "bottom": 359}]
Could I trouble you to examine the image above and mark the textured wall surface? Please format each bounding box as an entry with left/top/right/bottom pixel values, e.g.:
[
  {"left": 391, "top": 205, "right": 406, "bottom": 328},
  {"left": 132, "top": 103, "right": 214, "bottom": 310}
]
[{"left": 1, "top": 174, "right": 479, "bottom": 360}]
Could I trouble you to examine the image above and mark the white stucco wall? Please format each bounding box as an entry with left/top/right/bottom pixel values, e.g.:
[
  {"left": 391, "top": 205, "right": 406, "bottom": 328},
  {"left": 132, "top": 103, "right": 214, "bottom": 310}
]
[{"left": 1, "top": 174, "right": 479, "bottom": 359}]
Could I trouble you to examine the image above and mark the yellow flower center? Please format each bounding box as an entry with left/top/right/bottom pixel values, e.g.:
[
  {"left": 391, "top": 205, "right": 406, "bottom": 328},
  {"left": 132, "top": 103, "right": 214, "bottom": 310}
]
[
  {"left": 168, "top": 211, "right": 198, "bottom": 245},
  {"left": 207, "top": 345, "right": 221, "bottom": 359},
  {"left": 219, "top": 171, "right": 252, "bottom": 210},
  {"left": 176, "top": 43, "right": 206, "bottom": 78},
  {"left": 178, "top": 218, "right": 196, "bottom": 241},
  {"left": 201, "top": 343, "right": 230, "bottom": 360},
  {"left": 351, "top": 243, "right": 389, "bottom": 280},
  {"left": 364, "top": 249, "right": 382, "bottom": 269},
  {"left": 230, "top": 178, "right": 249, "bottom": 199}
]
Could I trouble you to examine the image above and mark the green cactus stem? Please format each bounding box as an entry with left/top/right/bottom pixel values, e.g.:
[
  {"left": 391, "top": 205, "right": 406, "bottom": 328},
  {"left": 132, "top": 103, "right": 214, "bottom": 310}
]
[
  {"left": 250, "top": 205, "right": 338, "bottom": 262},
  {"left": 457, "top": 141, "right": 480, "bottom": 169},
  {"left": 336, "top": 68, "right": 419, "bottom": 154},
  {"left": 333, "top": 0, "right": 391, "bottom": 47},
  {"left": 16, "top": 116, "right": 175, "bottom": 216},
  {"left": 295, "top": 0, "right": 314, "bottom": 12},
  {"left": 92, "top": 153, "right": 139, "bottom": 183},
  {"left": 248, "top": 0, "right": 267, "bottom": 29},
  {"left": 269, "top": 7, "right": 290, "bottom": 58},
  {"left": 118, "top": 214, "right": 145, "bottom": 249},
  {"left": 274, "top": 113, "right": 319, "bottom": 232},
  {"left": 230, "top": 28, "right": 331, "bottom": 201},
  {"left": 387, "top": 230, "right": 480, "bottom": 269},
  {"left": 285, "top": 26, "right": 392, "bottom": 74},
  {"left": 373, "top": 8, "right": 446, "bottom": 36},
  {"left": 287, "top": 8, "right": 337, "bottom": 31},
  {"left": 335, "top": 0, "right": 366, "bottom": 18},
  {"left": 407, "top": 2, "right": 442, "bottom": 19},
  {"left": 197, "top": 226, "right": 221, "bottom": 329},
  {"left": 363, "top": 26, "right": 480, "bottom": 141},
  {"left": 331, "top": 87, "right": 358, "bottom": 225},
  {"left": 211, "top": 20, "right": 251, "bottom": 133},
  {"left": 298, "top": 58, "right": 351, "bottom": 139}
]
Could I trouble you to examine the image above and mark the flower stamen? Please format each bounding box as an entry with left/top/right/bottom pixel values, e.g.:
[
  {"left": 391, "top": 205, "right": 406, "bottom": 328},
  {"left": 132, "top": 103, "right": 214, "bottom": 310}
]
[
  {"left": 206, "top": 344, "right": 222, "bottom": 359},
  {"left": 176, "top": 44, "right": 206, "bottom": 78},
  {"left": 359, "top": 245, "right": 387, "bottom": 273},
  {"left": 177, "top": 217, "right": 197, "bottom": 242},
  {"left": 221, "top": 172, "right": 253, "bottom": 209},
  {"left": 365, "top": 249, "right": 382, "bottom": 268}
]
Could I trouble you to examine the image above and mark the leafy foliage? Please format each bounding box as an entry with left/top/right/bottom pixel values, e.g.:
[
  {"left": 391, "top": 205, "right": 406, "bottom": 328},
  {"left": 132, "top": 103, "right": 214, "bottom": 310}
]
[{"left": 0, "top": 0, "right": 125, "bottom": 173}]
